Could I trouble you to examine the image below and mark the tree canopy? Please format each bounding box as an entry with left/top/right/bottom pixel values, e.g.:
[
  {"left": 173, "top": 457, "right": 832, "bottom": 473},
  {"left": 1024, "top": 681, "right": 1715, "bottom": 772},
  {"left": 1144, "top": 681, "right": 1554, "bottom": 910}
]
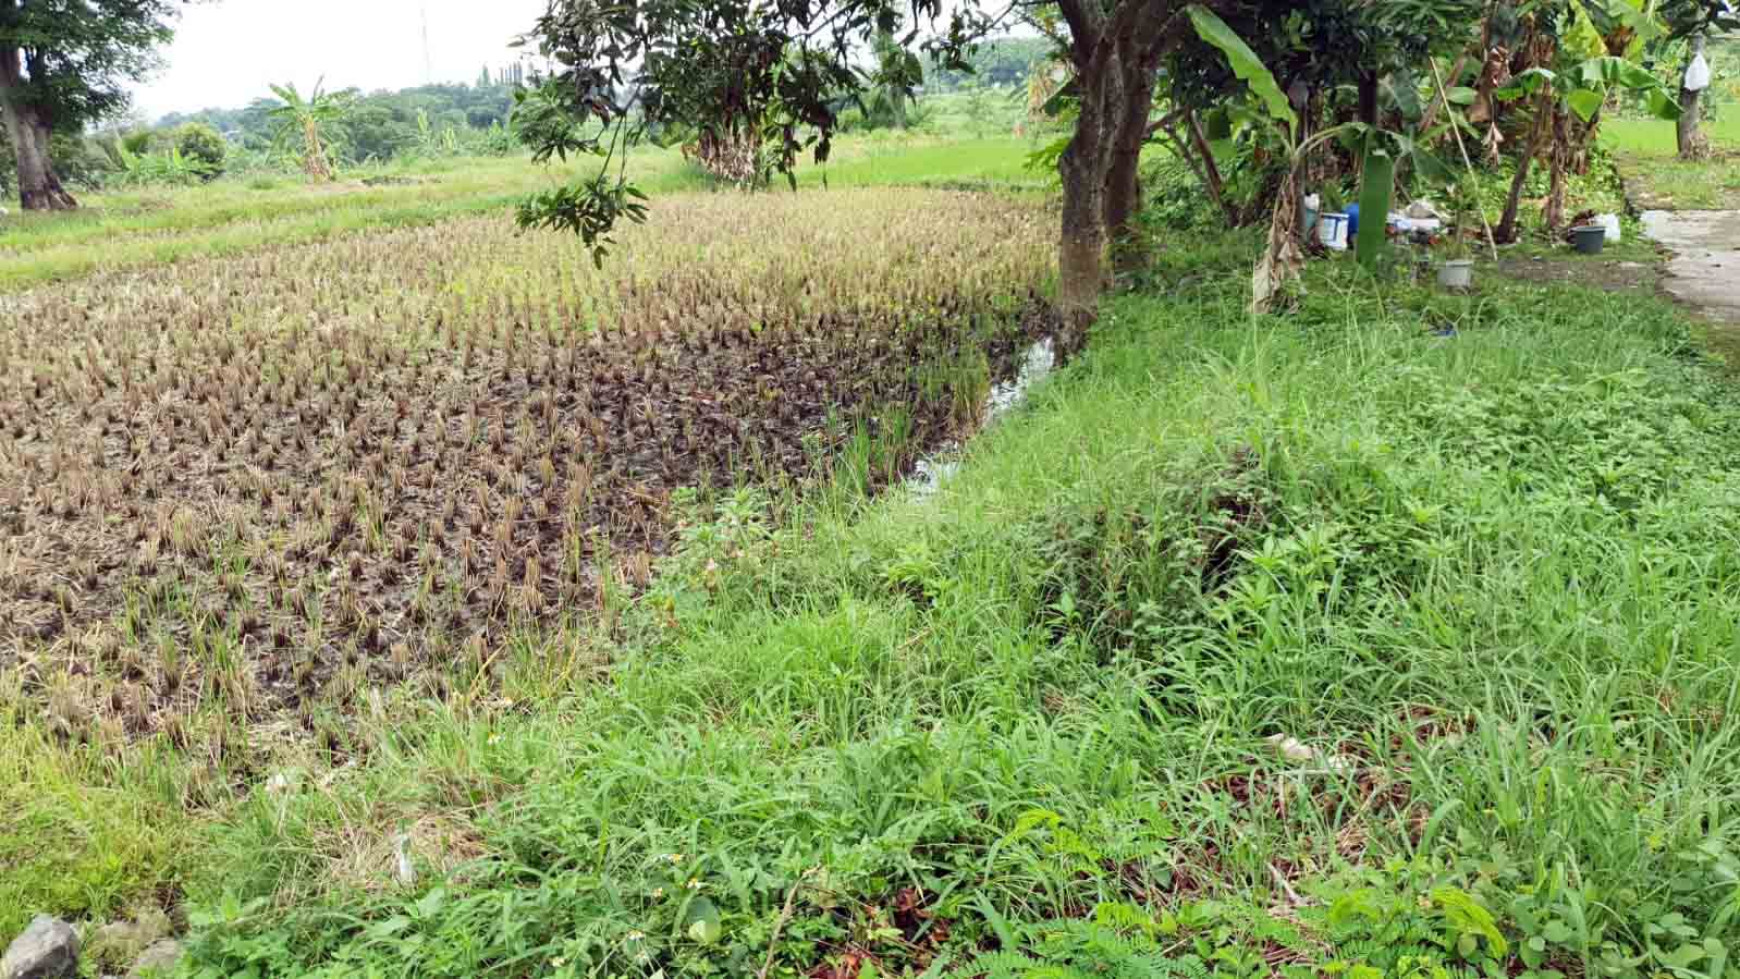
[
  {"left": 0, "top": 0, "right": 178, "bottom": 209},
  {"left": 161, "top": 81, "right": 523, "bottom": 163},
  {"left": 514, "top": 0, "right": 1186, "bottom": 328}
]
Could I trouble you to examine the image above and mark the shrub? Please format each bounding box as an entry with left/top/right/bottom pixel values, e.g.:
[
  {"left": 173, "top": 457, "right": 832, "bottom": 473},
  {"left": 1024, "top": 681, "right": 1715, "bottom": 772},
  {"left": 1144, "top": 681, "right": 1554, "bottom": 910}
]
[
  {"left": 120, "top": 129, "right": 159, "bottom": 155},
  {"left": 173, "top": 122, "right": 227, "bottom": 178}
]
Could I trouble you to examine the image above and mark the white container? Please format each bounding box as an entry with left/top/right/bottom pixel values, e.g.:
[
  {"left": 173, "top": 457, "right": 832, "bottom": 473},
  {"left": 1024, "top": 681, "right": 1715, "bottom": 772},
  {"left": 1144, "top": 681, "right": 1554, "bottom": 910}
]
[
  {"left": 1319, "top": 212, "right": 1350, "bottom": 251},
  {"left": 1438, "top": 259, "right": 1474, "bottom": 290},
  {"left": 1597, "top": 213, "right": 1622, "bottom": 243}
]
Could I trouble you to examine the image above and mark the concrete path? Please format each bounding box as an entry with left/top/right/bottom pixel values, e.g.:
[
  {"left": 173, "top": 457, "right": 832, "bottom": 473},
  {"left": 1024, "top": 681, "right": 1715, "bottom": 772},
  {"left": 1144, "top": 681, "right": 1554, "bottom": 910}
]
[{"left": 1640, "top": 209, "right": 1740, "bottom": 324}]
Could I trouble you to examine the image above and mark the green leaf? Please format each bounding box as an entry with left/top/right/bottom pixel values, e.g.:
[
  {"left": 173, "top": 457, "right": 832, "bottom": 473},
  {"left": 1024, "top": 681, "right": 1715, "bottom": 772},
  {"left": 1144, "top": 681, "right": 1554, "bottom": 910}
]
[
  {"left": 685, "top": 896, "right": 723, "bottom": 945},
  {"left": 1497, "top": 68, "right": 1556, "bottom": 102},
  {"left": 368, "top": 915, "right": 411, "bottom": 939},
  {"left": 1432, "top": 887, "right": 1509, "bottom": 958},
  {"left": 1567, "top": 89, "right": 1605, "bottom": 123},
  {"left": 973, "top": 892, "right": 1017, "bottom": 949},
  {"left": 1356, "top": 140, "right": 1394, "bottom": 270},
  {"left": 1186, "top": 5, "right": 1297, "bottom": 129},
  {"left": 1657, "top": 943, "right": 1705, "bottom": 969},
  {"left": 1204, "top": 108, "right": 1232, "bottom": 140},
  {"left": 1577, "top": 56, "right": 1657, "bottom": 91},
  {"left": 1702, "top": 937, "right": 1728, "bottom": 979},
  {"left": 1446, "top": 86, "right": 1478, "bottom": 106},
  {"left": 1645, "top": 88, "right": 1682, "bottom": 122},
  {"left": 414, "top": 888, "right": 446, "bottom": 918}
]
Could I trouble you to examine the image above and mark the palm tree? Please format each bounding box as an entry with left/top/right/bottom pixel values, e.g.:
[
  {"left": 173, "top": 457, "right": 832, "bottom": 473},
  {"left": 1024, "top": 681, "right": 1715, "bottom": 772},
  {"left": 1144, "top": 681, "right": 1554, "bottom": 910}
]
[{"left": 267, "top": 79, "right": 352, "bottom": 181}]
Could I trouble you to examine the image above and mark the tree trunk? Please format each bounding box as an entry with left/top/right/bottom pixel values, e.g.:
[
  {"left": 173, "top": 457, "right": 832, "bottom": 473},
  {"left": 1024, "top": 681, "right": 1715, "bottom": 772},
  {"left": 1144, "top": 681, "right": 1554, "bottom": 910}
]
[
  {"left": 1495, "top": 87, "right": 1552, "bottom": 243},
  {"left": 1050, "top": 0, "right": 1179, "bottom": 342},
  {"left": 1542, "top": 104, "right": 1569, "bottom": 232},
  {"left": 1252, "top": 168, "right": 1302, "bottom": 314},
  {"left": 1185, "top": 111, "right": 1236, "bottom": 228},
  {"left": 1351, "top": 70, "right": 1381, "bottom": 180},
  {"left": 1678, "top": 34, "right": 1709, "bottom": 161},
  {"left": 1103, "top": 52, "right": 1158, "bottom": 277},
  {"left": 1059, "top": 135, "right": 1109, "bottom": 350},
  {"left": 1057, "top": 49, "right": 1121, "bottom": 348},
  {"left": 0, "top": 45, "right": 77, "bottom": 211}
]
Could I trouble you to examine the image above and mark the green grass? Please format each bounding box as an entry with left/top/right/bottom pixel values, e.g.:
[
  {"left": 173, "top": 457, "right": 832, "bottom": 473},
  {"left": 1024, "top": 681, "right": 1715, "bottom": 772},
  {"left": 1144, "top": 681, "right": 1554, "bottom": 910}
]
[
  {"left": 0, "top": 153, "right": 687, "bottom": 291},
  {"left": 124, "top": 258, "right": 1740, "bottom": 979},
  {"left": 1603, "top": 113, "right": 1740, "bottom": 157},
  {"left": 1603, "top": 113, "right": 1740, "bottom": 210},
  {"left": 793, "top": 135, "right": 1050, "bottom": 190},
  {"left": 0, "top": 722, "right": 192, "bottom": 939}
]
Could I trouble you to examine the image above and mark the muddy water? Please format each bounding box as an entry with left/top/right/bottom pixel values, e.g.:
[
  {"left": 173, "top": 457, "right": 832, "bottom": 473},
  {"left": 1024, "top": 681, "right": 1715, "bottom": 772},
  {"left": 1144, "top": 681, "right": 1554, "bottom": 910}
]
[{"left": 911, "top": 338, "right": 1057, "bottom": 497}]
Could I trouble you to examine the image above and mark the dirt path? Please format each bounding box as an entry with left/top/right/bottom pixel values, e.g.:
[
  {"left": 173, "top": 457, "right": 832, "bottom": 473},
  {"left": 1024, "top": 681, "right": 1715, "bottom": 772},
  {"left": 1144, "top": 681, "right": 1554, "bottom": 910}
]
[{"left": 1640, "top": 209, "right": 1740, "bottom": 324}]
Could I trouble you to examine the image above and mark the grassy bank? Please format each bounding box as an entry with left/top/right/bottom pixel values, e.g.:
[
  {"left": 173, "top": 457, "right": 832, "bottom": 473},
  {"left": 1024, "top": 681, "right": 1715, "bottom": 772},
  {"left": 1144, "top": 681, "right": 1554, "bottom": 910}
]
[{"left": 41, "top": 254, "right": 1729, "bottom": 978}]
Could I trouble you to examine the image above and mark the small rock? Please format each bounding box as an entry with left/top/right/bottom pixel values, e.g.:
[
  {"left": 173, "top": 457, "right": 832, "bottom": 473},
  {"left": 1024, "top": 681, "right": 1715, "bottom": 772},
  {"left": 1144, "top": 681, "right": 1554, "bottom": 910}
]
[
  {"left": 1265, "top": 733, "right": 1354, "bottom": 771},
  {"left": 91, "top": 922, "right": 143, "bottom": 957},
  {"left": 87, "top": 910, "right": 170, "bottom": 972},
  {"left": 1266, "top": 733, "right": 1315, "bottom": 763},
  {"left": 126, "top": 940, "right": 183, "bottom": 978},
  {"left": 1, "top": 915, "right": 80, "bottom": 979}
]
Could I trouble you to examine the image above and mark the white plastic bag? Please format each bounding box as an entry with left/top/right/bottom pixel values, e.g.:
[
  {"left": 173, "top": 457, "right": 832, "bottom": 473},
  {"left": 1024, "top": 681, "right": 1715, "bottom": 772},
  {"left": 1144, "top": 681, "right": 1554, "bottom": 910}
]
[
  {"left": 1686, "top": 53, "right": 1712, "bottom": 92},
  {"left": 1406, "top": 199, "right": 1445, "bottom": 221},
  {"left": 1597, "top": 213, "right": 1622, "bottom": 243}
]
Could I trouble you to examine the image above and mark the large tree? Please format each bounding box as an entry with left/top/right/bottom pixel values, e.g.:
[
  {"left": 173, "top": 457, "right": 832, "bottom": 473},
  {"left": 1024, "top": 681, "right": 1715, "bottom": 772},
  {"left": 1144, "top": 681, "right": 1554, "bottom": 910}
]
[
  {"left": 0, "top": 0, "right": 177, "bottom": 210},
  {"left": 1659, "top": 0, "right": 1740, "bottom": 160},
  {"left": 515, "top": 0, "right": 1191, "bottom": 335}
]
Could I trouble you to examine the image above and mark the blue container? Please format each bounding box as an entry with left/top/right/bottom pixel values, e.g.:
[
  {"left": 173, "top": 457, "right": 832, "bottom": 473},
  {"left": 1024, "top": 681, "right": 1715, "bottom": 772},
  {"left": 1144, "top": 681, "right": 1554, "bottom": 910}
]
[{"left": 1346, "top": 203, "right": 1361, "bottom": 237}]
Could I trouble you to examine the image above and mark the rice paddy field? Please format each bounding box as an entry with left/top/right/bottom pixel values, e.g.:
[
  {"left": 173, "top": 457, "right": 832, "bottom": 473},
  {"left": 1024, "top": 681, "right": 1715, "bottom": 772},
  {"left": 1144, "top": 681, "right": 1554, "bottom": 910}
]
[{"left": 0, "top": 173, "right": 1052, "bottom": 763}]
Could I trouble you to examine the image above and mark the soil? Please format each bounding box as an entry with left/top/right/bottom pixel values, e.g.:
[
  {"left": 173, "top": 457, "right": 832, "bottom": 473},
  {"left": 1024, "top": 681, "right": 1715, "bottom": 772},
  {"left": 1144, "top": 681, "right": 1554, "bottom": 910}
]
[{"left": 1495, "top": 255, "right": 1659, "bottom": 292}]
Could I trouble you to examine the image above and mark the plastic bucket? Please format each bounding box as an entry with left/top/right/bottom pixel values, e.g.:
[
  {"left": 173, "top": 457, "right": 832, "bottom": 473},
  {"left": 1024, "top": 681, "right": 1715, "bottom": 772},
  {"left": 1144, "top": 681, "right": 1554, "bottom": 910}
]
[
  {"left": 1571, "top": 225, "right": 1606, "bottom": 255},
  {"left": 1319, "top": 213, "right": 1350, "bottom": 251},
  {"left": 1437, "top": 259, "right": 1474, "bottom": 290}
]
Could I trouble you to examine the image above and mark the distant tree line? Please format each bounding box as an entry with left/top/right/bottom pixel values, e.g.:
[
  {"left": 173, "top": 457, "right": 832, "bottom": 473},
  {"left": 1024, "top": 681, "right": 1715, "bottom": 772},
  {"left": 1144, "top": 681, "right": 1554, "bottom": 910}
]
[
  {"left": 155, "top": 75, "right": 524, "bottom": 164},
  {"left": 923, "top": 37, "right": 1051, "bottom": 91}
]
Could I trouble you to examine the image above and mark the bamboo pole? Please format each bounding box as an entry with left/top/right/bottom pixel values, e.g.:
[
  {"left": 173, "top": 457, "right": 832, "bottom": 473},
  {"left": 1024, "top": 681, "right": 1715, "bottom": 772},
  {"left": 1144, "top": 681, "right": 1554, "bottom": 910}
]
[{"left": 1430, "top": 57, "right": 1500, "bottom": 262}]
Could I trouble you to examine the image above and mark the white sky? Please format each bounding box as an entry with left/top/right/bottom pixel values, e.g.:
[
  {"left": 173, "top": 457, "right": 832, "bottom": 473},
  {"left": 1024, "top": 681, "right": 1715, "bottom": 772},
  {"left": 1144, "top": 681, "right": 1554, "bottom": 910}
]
[{"left": 131, "top": 0, "right": 549, "bottom": 121}]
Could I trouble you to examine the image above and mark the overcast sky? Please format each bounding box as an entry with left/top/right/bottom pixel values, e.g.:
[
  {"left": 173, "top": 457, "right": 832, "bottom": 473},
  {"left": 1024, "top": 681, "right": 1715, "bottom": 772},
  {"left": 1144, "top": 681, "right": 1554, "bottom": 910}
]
[{"left": 132, "top": 0, "right": 549, "bottom": 121}]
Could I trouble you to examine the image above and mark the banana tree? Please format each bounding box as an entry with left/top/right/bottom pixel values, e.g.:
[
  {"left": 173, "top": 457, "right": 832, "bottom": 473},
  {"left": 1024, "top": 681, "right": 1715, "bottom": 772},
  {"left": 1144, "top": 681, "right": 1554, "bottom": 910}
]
[
  {"left": 267, "top": 79, "right": 353, "bottom": 182},
  {"left": 1187, "top": 6, "right": 1370, "bottom": 312},
  {"left": 1492, "top": 55, "right": 1678, "bottom": 240},
  {"left": 1187, "top": 5, "right": 1469, "bottom": 310}
]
